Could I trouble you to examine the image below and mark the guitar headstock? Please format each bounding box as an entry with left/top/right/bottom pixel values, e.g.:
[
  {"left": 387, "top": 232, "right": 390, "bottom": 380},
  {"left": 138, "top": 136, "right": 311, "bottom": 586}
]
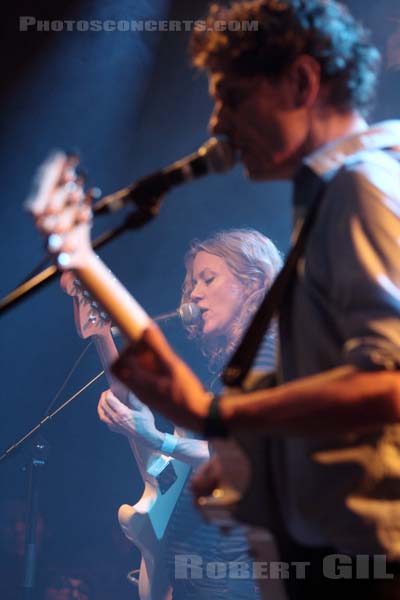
[
  {"left": 26, "top": 152, "right": 93, "bottom": 271},
  {"left": 60, "top": 271, "right": 112, "bottom": 340},
  {"left": 27, "top": 152, "right": 151, "bottom": 346}
]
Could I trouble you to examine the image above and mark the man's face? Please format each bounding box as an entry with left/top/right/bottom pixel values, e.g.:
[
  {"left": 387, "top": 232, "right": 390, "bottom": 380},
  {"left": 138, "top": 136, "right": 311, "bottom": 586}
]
[{"left": 208, "top": 71, "right": 310, "bottom": 180}]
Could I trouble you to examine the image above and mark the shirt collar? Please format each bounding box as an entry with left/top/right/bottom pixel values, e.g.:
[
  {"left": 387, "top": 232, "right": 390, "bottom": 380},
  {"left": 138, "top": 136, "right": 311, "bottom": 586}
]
[{"left": 304, "top": 120, "right": 400, "bottom": 178}]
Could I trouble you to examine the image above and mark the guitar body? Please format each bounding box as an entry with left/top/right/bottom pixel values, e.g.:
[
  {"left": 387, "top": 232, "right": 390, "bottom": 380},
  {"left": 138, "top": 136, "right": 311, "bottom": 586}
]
[
  {"left": 118, "top": 455, "right": 191, "bottom": 600},
  {"left": 61, "top": 272, "right": 190, "bottom": 600}
]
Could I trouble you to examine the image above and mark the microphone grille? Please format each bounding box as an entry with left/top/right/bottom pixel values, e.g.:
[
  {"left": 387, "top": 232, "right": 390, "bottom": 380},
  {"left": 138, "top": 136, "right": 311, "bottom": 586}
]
[
  {"left": 178, "top": 302, "right": 201, "bottom": 325},
  {"left": 200, "top": 137, "right": 236, "bottom": 174}
]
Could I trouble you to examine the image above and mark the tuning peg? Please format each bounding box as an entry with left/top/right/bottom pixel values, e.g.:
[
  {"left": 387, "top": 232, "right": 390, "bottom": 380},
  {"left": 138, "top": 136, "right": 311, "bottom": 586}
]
[
  {"left": 48, "top": 233, "right": 63, "bottom": 252},
  {"left": 88, "top": 187, "right": 102, "bottom": 200}
]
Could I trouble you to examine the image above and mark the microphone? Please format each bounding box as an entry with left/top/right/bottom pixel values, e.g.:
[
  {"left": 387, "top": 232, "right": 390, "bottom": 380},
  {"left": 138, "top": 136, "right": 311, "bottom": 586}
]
[
  {"left": 111, "top": 303, "right": 201, "bottom": 337},
  {"left": 93, "top": 138, "right": 236, "bottom": 214},
  {"left": 154, "top": 302, "right": 201, "bottom": 326}
]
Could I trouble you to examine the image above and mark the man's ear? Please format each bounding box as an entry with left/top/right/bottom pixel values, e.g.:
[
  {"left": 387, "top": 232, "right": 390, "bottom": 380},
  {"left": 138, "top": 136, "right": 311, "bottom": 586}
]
[{"left": 288, "top": 55, "right": 321, "bottom": 109}]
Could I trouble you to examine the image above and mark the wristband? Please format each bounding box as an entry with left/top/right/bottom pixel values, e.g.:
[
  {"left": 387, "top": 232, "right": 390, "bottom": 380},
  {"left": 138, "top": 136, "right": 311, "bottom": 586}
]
[
  {"left": 204, "top": 393, "right": 229, "bottom": 438},
  {"left": 160, "top": 432, "right": 177, "bottom": 455}
]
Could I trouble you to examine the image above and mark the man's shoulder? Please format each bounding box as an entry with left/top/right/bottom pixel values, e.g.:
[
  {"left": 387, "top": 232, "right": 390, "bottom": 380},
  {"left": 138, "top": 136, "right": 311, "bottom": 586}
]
[
  {"left": 316, "top": 145, "right": 400, "bottom": 231},
  {"left": 306, "top": 120, "right": 400, "bottom": 180},
  {"left": 327, "top": 145, "right": 400, "bottom": 208},
  {"left": 342, "top": 147, "right": 400, "bottom": 174}
]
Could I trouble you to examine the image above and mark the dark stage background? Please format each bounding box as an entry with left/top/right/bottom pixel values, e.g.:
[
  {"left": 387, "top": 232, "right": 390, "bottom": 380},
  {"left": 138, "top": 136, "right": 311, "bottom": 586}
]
[{"left": 0, "top": 1, "right": 399, "bottom": 598}]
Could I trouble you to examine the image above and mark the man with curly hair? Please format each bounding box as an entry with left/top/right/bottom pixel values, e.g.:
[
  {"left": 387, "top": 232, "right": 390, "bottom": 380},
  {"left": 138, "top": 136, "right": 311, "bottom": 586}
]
[{"left": 105, "top": 1, "right": 400, "bottom": 598}]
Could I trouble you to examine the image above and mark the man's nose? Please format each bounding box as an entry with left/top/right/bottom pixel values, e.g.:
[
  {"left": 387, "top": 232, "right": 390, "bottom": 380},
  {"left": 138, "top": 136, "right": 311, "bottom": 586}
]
[
  {"left": 208, "top": 104, "right": 228, "bottom": 137},
  {"left": 208, "top": 111, "right": 219, "bottom": 136}
]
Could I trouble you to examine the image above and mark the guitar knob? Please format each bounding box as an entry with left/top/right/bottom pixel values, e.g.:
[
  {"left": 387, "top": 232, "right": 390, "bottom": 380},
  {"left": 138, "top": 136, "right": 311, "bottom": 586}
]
[
  {"left": 99, "top": 311, "right": 108, "bottom": 321},
  {"left": 73, "top": 278, "right": 81, "bottom": 287},
  {"left": 91, "top": 301, "right": 99, "bottom": 309},
  {"left": 83, "top": 290, "right": 91, "bottom": 299}
]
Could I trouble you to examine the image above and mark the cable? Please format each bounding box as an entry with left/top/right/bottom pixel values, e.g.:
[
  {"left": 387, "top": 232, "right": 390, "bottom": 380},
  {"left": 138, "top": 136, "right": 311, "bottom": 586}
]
[{"left": 43, "top": 339, "right": 95, "bottom": 417}]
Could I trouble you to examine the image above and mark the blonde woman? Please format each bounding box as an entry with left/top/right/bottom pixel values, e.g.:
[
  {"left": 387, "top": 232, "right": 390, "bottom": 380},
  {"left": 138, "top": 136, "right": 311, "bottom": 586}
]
[{"left": 98, "top": 228, "right": 282, "bottom": 599}]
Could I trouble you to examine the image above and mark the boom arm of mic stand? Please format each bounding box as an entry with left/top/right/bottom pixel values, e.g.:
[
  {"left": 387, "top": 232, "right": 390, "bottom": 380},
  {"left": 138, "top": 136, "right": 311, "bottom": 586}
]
[{"left": 0, "top": 205, "right": 161, "bottom": 317}]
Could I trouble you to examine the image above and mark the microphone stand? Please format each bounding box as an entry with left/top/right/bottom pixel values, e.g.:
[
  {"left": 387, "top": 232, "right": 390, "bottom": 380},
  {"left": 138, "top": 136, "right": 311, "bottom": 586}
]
[
  {"left": 22, "top": 437, "right": 48, "bottom": 600},
  {"left": 0, "top": 201, "right": 162, "bottom": 317}
]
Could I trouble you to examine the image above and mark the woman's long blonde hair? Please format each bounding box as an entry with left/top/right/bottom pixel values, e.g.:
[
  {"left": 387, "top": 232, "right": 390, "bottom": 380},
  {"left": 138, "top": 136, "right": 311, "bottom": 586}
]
[{"left": 181, "top": 228, "right": 282, "bottom": 371}]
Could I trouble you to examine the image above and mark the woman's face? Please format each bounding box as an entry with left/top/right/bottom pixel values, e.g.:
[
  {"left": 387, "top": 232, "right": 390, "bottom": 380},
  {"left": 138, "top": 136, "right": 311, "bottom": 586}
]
[{"left": 190, "top": 251, "right": 245, "bottom": 337}]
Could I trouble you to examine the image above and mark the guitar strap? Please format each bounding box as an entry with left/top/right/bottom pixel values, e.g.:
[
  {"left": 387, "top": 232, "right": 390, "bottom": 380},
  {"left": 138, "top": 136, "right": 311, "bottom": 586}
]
[
  {"left": 223, "top": 165, "right": 327, "bottom": 546},
  {"left": 222, "top": 164, "right": 327, "bottom": 388}
]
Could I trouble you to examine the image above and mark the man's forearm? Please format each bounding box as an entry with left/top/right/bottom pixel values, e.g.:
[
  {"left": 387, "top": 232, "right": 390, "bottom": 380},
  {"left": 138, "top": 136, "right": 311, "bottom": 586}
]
[{"left": 219, "top": 366, "right": 400, "bottom": 435}]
